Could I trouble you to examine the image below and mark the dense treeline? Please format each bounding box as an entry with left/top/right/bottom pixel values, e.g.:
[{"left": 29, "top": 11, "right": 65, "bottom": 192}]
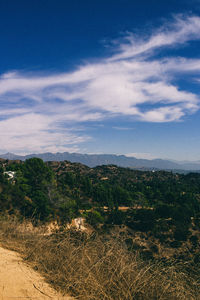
[{"left": 0, "top": 158, "right": 200, "bottom": 248}]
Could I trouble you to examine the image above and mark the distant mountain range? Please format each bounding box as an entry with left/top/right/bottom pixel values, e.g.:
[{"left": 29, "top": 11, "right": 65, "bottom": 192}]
[{"left": 0, "top": 152, "right": 200, "bottom": 171}]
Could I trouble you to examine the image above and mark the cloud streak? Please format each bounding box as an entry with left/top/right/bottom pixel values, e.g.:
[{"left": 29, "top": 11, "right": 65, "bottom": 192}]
[
  {"left": 109, "top": 15, "right": 200, "bottom": 61},
  {"left": 0, "top": 15, "right": 200, "bottom": 153}
]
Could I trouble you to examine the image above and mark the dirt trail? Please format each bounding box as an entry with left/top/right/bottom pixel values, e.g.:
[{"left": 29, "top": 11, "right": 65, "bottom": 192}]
[{"left": 0, "top": 245, "right": 73, "bottom": 300}]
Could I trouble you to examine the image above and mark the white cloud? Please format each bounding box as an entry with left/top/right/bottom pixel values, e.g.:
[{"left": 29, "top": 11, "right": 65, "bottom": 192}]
[
  {"left": 0, "top": 14, "right": 200, "bottom": 153},
  {"left": 140, "top": 106, "right": 185, "bottom": 122},
  {"left": 0, "top": 113, "right": 89, "bottom": 154}
]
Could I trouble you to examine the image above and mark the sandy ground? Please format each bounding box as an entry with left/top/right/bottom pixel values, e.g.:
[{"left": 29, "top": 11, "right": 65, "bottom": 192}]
[{"left": 0, "top": 245, "right": 73, "bottom": 300}]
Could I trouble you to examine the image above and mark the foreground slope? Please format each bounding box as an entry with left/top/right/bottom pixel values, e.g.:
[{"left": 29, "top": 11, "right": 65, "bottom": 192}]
[{"left": 0, "top": 245, "right": 72, "bottom": 300}]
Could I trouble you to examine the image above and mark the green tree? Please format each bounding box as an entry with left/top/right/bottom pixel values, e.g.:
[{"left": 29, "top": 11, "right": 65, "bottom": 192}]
[{"left": 23, "top": 158, "right": 53, "bottom": 192}]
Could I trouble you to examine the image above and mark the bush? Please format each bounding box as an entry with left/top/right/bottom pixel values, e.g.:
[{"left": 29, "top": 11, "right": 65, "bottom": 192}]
[
  {"left": 0, "top": 219, "right": 200, "bottom": 300},
  {"left": 85, "top": 210, "right": 104, "bottom": 228}
]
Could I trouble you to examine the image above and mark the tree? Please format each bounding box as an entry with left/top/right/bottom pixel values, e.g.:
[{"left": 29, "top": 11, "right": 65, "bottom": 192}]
[
  {"left": 20, "top": 158, "right": 54, "bottom": 220},
  {"left": 31, "top": 190, "right": 51, "bottom": 220},
  {"left": 112, "top": 186, "right": 132, "bottom": 207},
  {"left": 23, "top": 158, "right": 53, "bottom": 193}
]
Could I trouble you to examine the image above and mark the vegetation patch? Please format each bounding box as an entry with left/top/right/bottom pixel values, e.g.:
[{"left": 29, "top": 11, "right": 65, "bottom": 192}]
[{"left": 0, "top": 217, "right": 200, "bottom": 300}]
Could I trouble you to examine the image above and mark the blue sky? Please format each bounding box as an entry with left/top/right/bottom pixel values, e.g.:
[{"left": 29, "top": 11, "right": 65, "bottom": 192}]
[{"left": 1, "top": 0, "right": 200, "bottom": 160}]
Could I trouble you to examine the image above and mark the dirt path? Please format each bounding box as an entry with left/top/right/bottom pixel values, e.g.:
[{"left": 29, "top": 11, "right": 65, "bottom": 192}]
[{"left": 0, "top": 246, "right": 73, "bottom": 300}]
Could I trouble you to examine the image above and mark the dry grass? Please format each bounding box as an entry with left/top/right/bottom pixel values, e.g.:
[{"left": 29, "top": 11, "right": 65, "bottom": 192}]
[{"left": 0, "top": 216, "right": 199, "bottom": 300}]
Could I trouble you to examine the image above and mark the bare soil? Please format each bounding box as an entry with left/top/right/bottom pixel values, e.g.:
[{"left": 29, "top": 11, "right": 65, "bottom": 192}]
[{"left": 0, "top": 245, "right": 73, "bottom": 300}]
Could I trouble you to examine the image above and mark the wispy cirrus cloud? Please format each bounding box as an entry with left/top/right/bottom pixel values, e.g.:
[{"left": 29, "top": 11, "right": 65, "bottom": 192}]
[
  {"left": 1, "top": 15, "right": 200, "bottom": 153},
  {"left": 109, "top": 15, "right": 200, "bottom": 61}
]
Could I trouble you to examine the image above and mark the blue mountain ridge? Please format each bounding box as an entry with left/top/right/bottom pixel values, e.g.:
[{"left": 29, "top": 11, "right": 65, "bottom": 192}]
[{"left": 0, "top": 152, "right": 200, "bottom": 171}]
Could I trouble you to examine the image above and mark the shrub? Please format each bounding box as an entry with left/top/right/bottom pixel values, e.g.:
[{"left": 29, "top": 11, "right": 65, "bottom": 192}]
[{"left": 0, "top": 218, "right": 199, "bottom": 300}]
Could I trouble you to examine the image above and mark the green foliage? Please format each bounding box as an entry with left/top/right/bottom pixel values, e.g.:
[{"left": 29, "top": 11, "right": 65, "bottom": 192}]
[
  {"left": 127, "top": 209, "right": 156, "bottom": 232},
  {"left": 112, "top": 185, "right": 132, "bottom": 207},
  {"left": 58, "top": 199, "right": 79, "bottom": 224},
  {"left": 1, "top": 158, "right": 200, "bottom": 249},
  {"left": 155, "top": 203, "right": 173, "bottom": 218},
  {"left": 85, "top": 210, "right": 104, "bottom": 228},
  {"left": 132, "top": 191, "right": 147, "bottom": 207},
  {"left": 31, "top": 190, "right": 51, "bottom": 220},
  {"left": 23, "top": 158, "right": 53, "bottom": 192},
  {"left": 107, "top": 209, "right": 126, "bottom": 225}
]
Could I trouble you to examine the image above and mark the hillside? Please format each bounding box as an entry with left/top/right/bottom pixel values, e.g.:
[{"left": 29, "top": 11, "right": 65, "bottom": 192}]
[
  {"left": 0, "top": 158, "right": 200, "bottom": 256},
  {"left": 1, "top": 158, "right": 200, "bottom": 298}
]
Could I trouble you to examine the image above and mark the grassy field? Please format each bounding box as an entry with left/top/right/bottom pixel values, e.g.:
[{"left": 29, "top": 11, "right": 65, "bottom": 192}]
[{"left": 0, "top": 216, "right": 199, "bottom": 300}]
